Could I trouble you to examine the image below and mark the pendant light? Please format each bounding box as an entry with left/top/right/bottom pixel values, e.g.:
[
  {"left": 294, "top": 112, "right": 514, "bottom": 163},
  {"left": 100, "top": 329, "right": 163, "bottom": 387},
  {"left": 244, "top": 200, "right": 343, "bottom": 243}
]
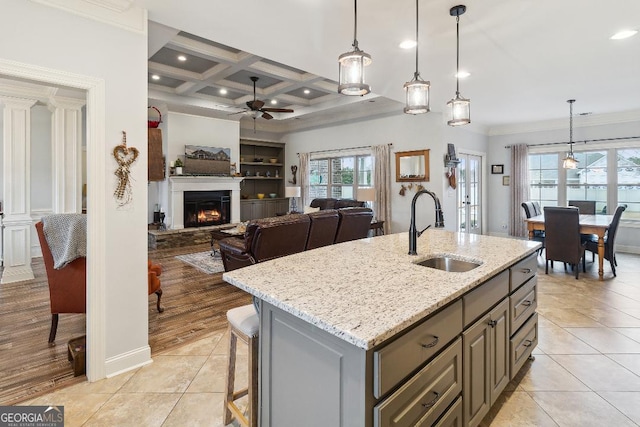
[
  {"left": 404, "top": 0, "right": 430, "bottom": 114},
  {"left": 562, "top": 99, "right": 579, "bottom": 169},
  {"left": 447, "top": 5, "right": 470, "bottom": 126},
  {"left": 338, "top": 0, "right": 372, "bottom": 96}
]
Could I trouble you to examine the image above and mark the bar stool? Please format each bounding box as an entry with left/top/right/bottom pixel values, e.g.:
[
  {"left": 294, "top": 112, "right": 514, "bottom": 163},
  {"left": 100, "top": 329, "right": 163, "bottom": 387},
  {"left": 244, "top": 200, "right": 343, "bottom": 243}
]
[{"left": 224, "top": 304, "right": 259, "bottom": 427}]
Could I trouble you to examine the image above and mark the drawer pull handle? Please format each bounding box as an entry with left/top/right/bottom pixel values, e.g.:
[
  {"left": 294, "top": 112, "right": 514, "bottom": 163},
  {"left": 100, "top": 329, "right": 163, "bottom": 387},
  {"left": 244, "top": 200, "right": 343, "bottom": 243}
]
[
  {"left": 522, "top": 300, "right": 532, "bottom": 306},
  {"left": 488, "top": 320, "right": 497, "bottom": 328},
  {"left": 420, "top": 336, "right": 439, "bottom": 349},
  {"left": 421, "top": 391, "right": 440, "bottom": 409},
  {"left": 520, "top": 268, "right": 532, "bottom": 274},
  {"left": 524, "top": 340, "right": 533, "bottom": 347}
]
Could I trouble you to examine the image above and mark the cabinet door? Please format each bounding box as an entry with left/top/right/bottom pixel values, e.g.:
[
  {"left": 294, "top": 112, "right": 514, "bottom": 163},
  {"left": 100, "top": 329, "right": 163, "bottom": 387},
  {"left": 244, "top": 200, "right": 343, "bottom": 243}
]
[
  {"left": 488, "top": 298, "right": 510, "bottom": 405},
  {"left": 463, "top": 315, "right": 490, "bottom": 427},
  {"left": 240, "top": 202, "right": 252, "bottom": 221},
  {"left": 265, "top": 200, "right": 278, "bottom": 218}
]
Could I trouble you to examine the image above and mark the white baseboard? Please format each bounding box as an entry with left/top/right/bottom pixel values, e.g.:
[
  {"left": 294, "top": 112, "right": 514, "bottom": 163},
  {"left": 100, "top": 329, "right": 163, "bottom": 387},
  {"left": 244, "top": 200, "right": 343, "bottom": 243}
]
[
  {"left": 105, "top": 345, "right": 152, "bottom": 378},
  {"left": 617, "top": 245, "right": 640, "bottom": 255}
]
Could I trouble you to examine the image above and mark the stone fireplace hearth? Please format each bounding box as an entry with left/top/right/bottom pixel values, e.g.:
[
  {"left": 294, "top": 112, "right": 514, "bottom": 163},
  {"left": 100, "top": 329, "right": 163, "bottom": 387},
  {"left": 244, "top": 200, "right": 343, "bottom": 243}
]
[{"left": 168, "top": 176, "right": 242, "bottom": 229}]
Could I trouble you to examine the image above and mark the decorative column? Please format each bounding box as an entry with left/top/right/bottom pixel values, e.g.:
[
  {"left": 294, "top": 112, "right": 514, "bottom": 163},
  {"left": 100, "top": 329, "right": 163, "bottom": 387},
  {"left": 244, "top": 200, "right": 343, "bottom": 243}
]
[
  {"left": 48, "top": 97, "right": 85, "bottom": 213},
  {"left": 1, "top": 96, "right": 37, "bottom": 284}
]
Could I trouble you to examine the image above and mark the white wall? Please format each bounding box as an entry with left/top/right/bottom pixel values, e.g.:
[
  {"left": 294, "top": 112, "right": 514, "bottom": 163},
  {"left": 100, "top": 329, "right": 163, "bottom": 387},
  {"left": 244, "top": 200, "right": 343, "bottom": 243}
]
[
  {"left": 148, "top": 112, "right": 240, "bottom": 226},
  {"left": 283, "top": 113, "right": 487, "bottom": 234},
  {"left": 1, "top": 1, "right": 149, "bottom": 376},
  {"left": 30, "top": 105, "right": 53, "bottom": 211},
  {"left": 487, "top": 118, "right": 640, "bottom": 252}
]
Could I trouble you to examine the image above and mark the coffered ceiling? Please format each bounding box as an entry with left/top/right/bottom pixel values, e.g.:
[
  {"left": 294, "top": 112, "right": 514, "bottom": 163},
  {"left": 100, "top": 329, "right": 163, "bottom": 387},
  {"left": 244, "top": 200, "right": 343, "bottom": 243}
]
[{"left": 141, "top": 0, "right": 640, "bottom": 135}]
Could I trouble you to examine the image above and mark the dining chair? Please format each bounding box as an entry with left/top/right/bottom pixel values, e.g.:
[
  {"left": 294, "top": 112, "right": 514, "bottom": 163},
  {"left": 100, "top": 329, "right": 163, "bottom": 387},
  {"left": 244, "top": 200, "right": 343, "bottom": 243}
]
[
  {"left": 532, "top": 201, "right": 542, "bottom": 216},
  {"left": 521, "top": 202, "right": 544, "bottom": 256},
  {"left": 543, "top": 206, "right": 586, "bottom": 279},
  {"left": 568, "top": 200, "right": 596, "bottom": 215},
  {"left": 584, "top": 205, "right": 626, "bottom": 277}
]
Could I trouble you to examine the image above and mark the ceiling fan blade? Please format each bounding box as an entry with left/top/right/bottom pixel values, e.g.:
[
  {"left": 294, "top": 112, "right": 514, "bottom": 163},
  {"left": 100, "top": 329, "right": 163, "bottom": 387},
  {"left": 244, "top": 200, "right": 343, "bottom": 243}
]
[
  {"left": 261, "top": 108, "right": 294, "bottom": 113},
  {"left": 262, "top": 112, "right": 273, "bottom": 120}
]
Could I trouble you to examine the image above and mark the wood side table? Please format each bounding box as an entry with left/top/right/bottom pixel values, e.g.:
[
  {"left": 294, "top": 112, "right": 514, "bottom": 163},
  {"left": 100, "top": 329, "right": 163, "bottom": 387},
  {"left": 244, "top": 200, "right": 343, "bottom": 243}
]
[{"left": 370, "top": 220, "right": 385, "bottom": 236}]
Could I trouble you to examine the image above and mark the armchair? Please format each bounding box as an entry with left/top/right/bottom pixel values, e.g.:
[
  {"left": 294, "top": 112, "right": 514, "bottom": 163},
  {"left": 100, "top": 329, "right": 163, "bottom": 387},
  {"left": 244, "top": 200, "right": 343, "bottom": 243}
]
[
  {"left": 334, "top": 207, "right": 374, "bottom": 243},
  {"left": 148, "top": 260, "right": 164, "bottom": 312},
  {"left": 35, "top": 221, "right": 86, "bottom": 344}
]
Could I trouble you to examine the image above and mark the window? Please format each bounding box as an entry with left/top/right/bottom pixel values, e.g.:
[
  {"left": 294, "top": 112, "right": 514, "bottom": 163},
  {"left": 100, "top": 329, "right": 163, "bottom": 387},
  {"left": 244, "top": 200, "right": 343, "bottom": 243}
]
[
  {"left": 566, "top": 150, "right": 607, "bottom": 213},
  {"left": 309, "top": 155, "right": 373, "bottom": 200},
  {"left": 529, "top": 153, "right": 558, "bottom": 208},
  {"left": 617, "top": 149, "right": 640, "bottom": 219},
  {"left": 528, "top": 145, "right": 640, "bottom": 221}
]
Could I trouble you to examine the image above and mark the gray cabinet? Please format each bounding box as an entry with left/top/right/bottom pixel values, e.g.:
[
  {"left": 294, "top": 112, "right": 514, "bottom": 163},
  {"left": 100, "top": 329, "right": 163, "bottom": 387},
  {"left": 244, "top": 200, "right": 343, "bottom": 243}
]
[
  {"left": 463, "top": 298, "right": 509, "bottom": 427},
  {"left": 240, "top": 199, "right": 289, "bottom": 221}
]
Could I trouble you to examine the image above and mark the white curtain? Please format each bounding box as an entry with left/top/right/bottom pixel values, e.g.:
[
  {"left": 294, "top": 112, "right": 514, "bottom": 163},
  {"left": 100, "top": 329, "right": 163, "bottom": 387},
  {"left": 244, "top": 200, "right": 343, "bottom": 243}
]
[
  {"left": 509, "top": 144, "right": 530, "bottom": 238},
  {"left": 372, "top": 144, "right": 392, "bottom": 234},
  {"left": 298, "top": 152, "right": 310, "bottom": 208}
]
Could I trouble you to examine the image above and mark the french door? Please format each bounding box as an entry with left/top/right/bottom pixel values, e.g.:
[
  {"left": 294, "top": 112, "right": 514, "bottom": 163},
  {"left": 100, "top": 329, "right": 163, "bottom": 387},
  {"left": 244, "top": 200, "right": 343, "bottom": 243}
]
[{"left": 457, "top": 153, "right": 482, "bottom": 234}]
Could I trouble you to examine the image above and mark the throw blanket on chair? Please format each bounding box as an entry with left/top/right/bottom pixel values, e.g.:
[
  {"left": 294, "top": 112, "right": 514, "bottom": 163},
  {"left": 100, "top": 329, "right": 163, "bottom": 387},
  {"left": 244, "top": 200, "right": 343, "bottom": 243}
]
[{"left": 41, "top": 214, "right": 87, "bottom": 269}]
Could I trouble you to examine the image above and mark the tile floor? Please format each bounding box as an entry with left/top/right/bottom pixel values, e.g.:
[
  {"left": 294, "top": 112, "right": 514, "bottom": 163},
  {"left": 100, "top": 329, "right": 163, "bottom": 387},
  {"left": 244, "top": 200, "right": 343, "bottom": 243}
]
[{"left": 19, "top": 253, "right": 640, "bottom": 426}]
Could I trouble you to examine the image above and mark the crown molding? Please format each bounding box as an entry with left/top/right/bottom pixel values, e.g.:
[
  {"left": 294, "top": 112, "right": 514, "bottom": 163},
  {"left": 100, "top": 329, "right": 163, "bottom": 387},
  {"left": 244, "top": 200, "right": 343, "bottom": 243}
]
[
  {"left": 32, "top": 0, "right": 146, "bottom": 34},
  {"left": 489, "top": 109, "right": 640, "bottom": 136}
]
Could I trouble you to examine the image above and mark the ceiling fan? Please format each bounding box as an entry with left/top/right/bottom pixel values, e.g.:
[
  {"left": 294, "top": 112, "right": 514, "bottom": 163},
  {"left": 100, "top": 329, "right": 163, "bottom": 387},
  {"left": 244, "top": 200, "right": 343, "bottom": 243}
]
[{"left": 243, "top": 76, "right": 294, "bottom": 120}]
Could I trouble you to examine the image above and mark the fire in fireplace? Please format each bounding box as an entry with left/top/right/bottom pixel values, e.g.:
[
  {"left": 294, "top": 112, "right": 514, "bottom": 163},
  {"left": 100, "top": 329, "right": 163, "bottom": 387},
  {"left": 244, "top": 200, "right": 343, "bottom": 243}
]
[{"left": 184, "top": 190, "right": 230, "bottom": 228}]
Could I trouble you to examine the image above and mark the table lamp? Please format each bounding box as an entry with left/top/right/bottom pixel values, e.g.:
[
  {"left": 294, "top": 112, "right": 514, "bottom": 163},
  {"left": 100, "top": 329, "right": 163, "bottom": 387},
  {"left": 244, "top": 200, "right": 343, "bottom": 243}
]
[
  {"left": 357, "top": 187, "right": 376, "bottom": 208},
  {"left": 285, "top": 186, "right": 301, "bottom": 213}
]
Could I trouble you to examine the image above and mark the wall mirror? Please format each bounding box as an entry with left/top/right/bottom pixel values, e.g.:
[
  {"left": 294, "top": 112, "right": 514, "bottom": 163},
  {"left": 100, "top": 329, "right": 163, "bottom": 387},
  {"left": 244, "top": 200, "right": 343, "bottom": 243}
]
[{"left": 395, "top": 149, "right": 430, "bottom": 182}]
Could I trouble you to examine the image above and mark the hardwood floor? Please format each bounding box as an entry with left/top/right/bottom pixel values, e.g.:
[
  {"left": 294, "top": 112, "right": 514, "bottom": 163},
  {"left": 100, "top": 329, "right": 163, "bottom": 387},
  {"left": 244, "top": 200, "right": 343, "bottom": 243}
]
[{"left": 0, "top": 243, "right": 251, "bottom": 405}]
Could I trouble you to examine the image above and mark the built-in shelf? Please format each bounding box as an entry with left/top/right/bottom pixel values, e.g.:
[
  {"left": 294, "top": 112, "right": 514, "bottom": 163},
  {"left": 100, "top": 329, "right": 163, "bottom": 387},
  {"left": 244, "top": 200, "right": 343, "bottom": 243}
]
[
  {"left": 242, "top": 177, "right": 283, "bottom": 180},
  {"left": 241, "top": 161, "right": 282, "bottom": 167}
]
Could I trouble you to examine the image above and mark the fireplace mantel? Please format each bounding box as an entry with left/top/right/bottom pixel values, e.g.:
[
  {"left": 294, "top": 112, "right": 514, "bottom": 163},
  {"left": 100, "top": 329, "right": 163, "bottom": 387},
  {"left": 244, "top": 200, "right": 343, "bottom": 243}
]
[{"left": 169, "top": 176, "right": 243, "bottom": 229}]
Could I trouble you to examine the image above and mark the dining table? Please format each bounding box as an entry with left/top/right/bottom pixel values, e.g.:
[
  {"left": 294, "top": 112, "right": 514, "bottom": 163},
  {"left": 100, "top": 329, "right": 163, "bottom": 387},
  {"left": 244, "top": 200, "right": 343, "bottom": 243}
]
[{"left": 525, "top": 213, "right": 614, "bottom": 281}]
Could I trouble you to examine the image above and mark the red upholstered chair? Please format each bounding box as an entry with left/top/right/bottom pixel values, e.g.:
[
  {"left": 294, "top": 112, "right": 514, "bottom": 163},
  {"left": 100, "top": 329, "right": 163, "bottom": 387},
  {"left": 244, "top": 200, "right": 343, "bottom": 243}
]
[
  {"left": 148, "top": 260, "right": 164, "bottom": 312},
  {"left": 35, "top": 221, "right": 86, "bottom": 344}
]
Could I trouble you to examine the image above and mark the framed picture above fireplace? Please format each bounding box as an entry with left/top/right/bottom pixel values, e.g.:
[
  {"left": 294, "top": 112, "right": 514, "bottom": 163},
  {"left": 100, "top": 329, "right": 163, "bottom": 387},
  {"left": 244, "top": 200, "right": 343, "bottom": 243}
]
[{"left": 184, "top": 145, "right": 231, "bottom": 176}]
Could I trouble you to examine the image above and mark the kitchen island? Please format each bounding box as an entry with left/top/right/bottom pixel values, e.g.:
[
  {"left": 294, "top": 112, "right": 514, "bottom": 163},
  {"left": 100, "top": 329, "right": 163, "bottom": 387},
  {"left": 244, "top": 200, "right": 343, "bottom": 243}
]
[{"left": 223, "top": 230, "right": 541, "bottom": 427}]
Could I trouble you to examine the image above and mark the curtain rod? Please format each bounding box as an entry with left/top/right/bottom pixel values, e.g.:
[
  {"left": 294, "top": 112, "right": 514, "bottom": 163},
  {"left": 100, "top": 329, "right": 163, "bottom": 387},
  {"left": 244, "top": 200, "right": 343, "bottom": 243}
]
[
  {"left": 297, "top": 143, "right": 393, "bottom": 156},
  {"left": 504, "top": 136, "right": 640, "bottom": 149}
]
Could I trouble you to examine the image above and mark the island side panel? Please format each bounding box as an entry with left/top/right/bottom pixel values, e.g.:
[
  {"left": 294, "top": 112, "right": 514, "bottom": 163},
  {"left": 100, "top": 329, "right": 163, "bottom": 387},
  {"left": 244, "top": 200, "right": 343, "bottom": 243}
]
[{"left": 260, "top": 301, "right": 369, "bottom": 427}]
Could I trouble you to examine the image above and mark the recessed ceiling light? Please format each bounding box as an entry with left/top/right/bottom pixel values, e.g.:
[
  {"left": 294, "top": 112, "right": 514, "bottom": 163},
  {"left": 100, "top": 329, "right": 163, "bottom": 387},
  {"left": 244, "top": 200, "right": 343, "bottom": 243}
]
[
  {"left": 303, "top": 89, "right": 311, "bottom": 94},
  {"left": 456, "top": 71, "right": 470, "bottom": 78},
  {"left": 610, "top": 29, "right": 638, "bottom": 40},
  {"left": 219, "top": 88, "right": 228, "bottom": 95},
  {"left": 399, "top": 40, "right": 417, "bottom": 49},
  {"left": 177, "top": 55, "right": 187, "bottom": 61},
  {"left": 271, "top": 100, "right": 278, "bottom": 105},
  {"left": 151, "top": 74, "right": 160, "bottom": 80}
]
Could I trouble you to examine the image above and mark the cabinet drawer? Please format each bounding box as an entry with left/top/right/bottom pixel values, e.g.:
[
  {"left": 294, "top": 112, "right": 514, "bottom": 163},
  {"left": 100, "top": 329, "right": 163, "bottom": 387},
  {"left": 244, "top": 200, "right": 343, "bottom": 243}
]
[
  {"left": 510, "top": 277, "right": 537, "bottom": 333},
  {"left": 463, "top": 270, "right": 509, "bottom": 327},
  {"left": 510, "top": 253, "right": 537, "bottom": 292},
  {"left": 432, "top": 396, "right": 462, "bottom": 427},
  {"left": 374, "top": 300, "right": 462, "bottom": 399},
  {"left": 374, "top": 338, "right": 462, "bottom": 427},
  {"left": 510, "top": 312, "right": 538, "bottom": 379}
]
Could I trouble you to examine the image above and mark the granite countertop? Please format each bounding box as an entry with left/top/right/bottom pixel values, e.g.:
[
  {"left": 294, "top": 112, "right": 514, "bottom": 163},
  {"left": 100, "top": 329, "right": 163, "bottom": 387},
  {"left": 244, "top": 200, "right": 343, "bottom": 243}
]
[{"left": 223, "top": 230, "right": 540, "bottom": 350}]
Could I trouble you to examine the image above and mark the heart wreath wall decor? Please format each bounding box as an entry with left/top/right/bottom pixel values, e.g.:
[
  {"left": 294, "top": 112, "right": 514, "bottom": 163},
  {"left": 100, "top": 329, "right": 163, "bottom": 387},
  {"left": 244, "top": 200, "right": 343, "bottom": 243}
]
[{"left": 113, "top": 131, "right": 139, "bottom": 207}]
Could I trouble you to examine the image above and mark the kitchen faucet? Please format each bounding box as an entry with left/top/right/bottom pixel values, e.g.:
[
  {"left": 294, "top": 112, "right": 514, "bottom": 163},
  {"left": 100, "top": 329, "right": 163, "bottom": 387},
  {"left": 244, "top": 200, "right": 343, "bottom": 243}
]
[{"left": 409, "top": 189, "right": 445, "bottom": 255}]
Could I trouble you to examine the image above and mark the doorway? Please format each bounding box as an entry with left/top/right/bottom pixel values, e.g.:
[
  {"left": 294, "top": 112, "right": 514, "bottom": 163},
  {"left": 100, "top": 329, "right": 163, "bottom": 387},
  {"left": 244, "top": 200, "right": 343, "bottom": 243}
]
[{"left": 457, "top": 153, "right": 483, "bottom": 234}]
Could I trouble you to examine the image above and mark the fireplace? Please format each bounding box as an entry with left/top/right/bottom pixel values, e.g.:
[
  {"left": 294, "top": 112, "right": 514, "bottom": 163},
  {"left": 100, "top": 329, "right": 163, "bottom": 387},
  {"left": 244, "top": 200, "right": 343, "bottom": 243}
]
[{"left": 184, "top": 191, "right": 231, "bottom": 228}]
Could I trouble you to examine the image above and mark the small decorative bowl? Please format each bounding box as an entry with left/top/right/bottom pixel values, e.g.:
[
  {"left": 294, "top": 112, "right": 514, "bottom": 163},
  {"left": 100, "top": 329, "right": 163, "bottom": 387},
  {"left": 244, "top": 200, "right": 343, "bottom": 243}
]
[
  {"left": 256, "top": 193, "right": 265, "bottom": 199},
  {"left": 269, "top": 158, "right": 278, "bottom": 163},
  {"left": 269, "top": 193, "right": 277, "bottom": 198}
]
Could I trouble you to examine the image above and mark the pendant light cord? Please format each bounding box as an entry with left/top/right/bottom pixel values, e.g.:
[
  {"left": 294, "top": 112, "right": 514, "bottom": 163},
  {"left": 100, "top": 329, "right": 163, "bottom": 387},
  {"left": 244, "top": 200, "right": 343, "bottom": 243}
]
[
  {"left": 414, "top": 0, "right": 419, "bottom": 78},
  {"left": 569, "top": 99, "right": 574, "bottom": 154},
  {"left": 353, "top": 0, "right": 359, "bottom": 49},
  {"left": 455, "top": 14, "right": 460, "bottom": 95}
]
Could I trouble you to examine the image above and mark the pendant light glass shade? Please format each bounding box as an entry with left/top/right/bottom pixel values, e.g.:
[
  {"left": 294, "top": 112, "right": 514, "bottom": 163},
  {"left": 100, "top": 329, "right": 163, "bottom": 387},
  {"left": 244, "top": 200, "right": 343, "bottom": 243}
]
[
  {"left": 404, "top": 0, "right": 430, "bottom": 114},
  {"left": 562, "top": 99, "right": 579, "bottom": 169},
  {"left": 447, "top": 5, "right": 470, "bottom": 126},
  {"left": 404, "top": 77, "right": 430, "bottom": 114},
  {"left": 338, "top": 0, "right": 371, "bottom": 96}
]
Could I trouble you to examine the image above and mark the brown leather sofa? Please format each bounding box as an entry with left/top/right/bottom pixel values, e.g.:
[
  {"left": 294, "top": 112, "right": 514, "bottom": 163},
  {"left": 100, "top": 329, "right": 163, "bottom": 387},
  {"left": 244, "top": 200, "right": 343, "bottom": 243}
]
[
  {"left": 220, "top": 207, "right": 373, "bottom": 272},
  {"left": 309, "top": 198, "right": 365, "bottom": 210}
]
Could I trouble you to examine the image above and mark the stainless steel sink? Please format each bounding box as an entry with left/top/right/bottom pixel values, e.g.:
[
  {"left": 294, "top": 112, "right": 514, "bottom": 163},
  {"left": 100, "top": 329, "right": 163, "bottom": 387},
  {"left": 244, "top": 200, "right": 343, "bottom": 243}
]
[{"left": 415, "top": 256, "right": 481, "bottom": 272}]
